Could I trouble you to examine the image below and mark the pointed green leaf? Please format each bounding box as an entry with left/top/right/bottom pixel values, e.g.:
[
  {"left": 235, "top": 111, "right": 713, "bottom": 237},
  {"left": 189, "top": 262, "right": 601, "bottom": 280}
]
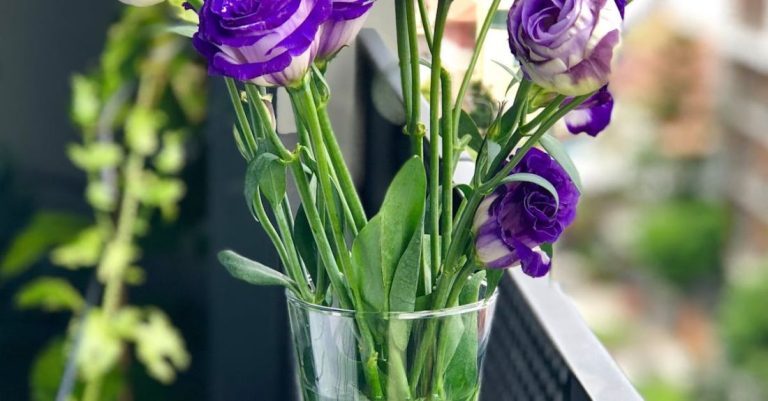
[
  {"left": 389, "top": 221, "right": 423, "bottom": 312},
  {"left": 540, "top": 133, "right": 583, "bottom": 192},
  {"left": 380, "top": 158, "right": 427, "bottom": 299},
  {"left": 217, "top": 250, "right": 296, "bottom": 289},
  {"left": 351, "top": 216, "right": 385, "bottom": 311},
  {"left": 245, "top": 153, "right": 286, "bottom": 208},
  {"left": 293, "top": 206, "right": 319, "bottom": 286}
]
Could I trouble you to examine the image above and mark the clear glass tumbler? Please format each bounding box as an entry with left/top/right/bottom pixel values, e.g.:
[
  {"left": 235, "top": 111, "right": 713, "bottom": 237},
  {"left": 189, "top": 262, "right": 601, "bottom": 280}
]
[{"left": 286, "top": 287, "right": 498, "bottom": 401}]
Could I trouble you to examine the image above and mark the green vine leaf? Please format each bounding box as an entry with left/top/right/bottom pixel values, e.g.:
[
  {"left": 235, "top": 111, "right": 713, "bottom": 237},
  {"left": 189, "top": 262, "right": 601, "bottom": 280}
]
[
  {"left": 15, "top": 277, "right": 84, "bottom": 313},
  {"left": 131, "top": 308, "right": 190, "bottom": 384},
  {"left": 50, "top": 226, "right": 104, "bottom": 270},
  {"left": 77, "top": 310, "right": 122, "bottom": 381},
  {"left": 0, "top": 212, "right": 89, "bottom": 280},
  {"left": 68, "top": 143, "right": 124, "bottom": 172}
]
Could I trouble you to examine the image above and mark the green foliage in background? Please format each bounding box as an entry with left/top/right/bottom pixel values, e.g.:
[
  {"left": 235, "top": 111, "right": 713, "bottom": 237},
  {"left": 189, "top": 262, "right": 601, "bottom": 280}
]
[
  {"left": 720, "top": 268, "right": 768, "bottom": 392},
  {"left": 638, "top": 378, "right": 691, "bottom": 401},
  {"left": 633, "top": 200, "right": 729, "bottom": 289},
  {"left": 1, "top": 3, "right": 205, "bottom": 401}
]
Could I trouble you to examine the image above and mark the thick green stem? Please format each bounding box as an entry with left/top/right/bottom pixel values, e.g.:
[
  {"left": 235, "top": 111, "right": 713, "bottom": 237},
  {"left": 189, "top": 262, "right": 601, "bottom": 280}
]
[
  {"left": 406, "top": 0, "right": 424, "bottom": 159},
  {"left": 428, "top": 1, "right": 450, "bottom": 280},
  {"left": 395, "top": 0, "right": 414, "bottom": 134}
]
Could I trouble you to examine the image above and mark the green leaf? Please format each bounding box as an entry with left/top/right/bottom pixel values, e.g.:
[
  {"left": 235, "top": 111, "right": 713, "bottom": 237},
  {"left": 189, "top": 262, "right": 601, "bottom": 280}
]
[
  {"left": 310, "top": 65, "right": 331, "bottom": 107},
  {"left": 155, "top": 130, "right": 186, "bottom": 174},
  {"left": 1, "top": 212, "right": 89, "bottom": 280},
  {"left": 77, "top": 310, "right": 122, "bottom": 381},
  {"left": 165, "top": 24, "right": 197, "bottom": 38},
  {"left": 15, "top": 277, "right": 84, "bottom": 312},
  {"left": 98, "top": 242, "right": 137, "bottom": 284},
  {"left": 126, "top": 107, "right": 166, "bottom": 156},
  {"left": 50, "top": 226, "right": 104, "bottom": 269},
  {"left": 379, "top": 158, "right": 427, "bottom": 301},
  {"left": 293, "top": 206, "right": 320, "bottom": 287},
  {"left": 245, "top": 153, "right": 286, "bottom": 208},
  {"left": 460, "top": 270, "right": 486, "bottom": 305},
  {"left": 539, "top": 133, "right": 583, "bottom": 192},
  {"left": 30, "top": 338, "right": 67, "bottom": 401},
  {"left": 70, "top": 74, "right": 100, "bottom": 129},
  {"left": 68, "top": 143, "right": 124, "bottom": 172},
  {"left": 86, "top": 180, "right": 117, "bottom": 212},
  {"left": 131, "top": 308, "right": 190, "bottom": 384},
  {"left": 485, "top": 269, "right": 505, "bottom": 297},
  {"left": 217, "top": 250, "right": 297, "bottom": 289},
  {"left": 389, "top": 221, "right": 423, "bottom": 312},
  {"left": 457, "top": 111, "right": 483, "bottom": 153},
  {"left": 494, "top": 173, "right": 560, "bottom": 207},
  {"left": 133, "top": 174, "right": 186, "bottom": 208},
  {"left": 444, "top": 271, "right": 485, "bottom": 400},
  {"left": 351, "top": 216, "right": 386, "bottom": 311}
]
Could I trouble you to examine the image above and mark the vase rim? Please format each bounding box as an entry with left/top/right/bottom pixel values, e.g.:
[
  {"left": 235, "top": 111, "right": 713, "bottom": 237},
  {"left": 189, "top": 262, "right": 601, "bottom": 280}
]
[{"left": 285, "top": 285, "right": 499, "bottom": 320}]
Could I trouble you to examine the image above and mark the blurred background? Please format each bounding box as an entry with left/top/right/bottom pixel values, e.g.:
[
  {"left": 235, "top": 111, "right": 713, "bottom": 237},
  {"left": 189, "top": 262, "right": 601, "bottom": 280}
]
[{"left": 1, "top": 0, "right": 767, "bottom": 400}]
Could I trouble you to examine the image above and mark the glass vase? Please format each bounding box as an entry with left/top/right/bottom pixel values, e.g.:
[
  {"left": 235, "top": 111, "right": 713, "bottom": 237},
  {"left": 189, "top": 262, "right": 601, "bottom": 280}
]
[{"left": 286, "top": 287, "right": 498, "bottom": 401}]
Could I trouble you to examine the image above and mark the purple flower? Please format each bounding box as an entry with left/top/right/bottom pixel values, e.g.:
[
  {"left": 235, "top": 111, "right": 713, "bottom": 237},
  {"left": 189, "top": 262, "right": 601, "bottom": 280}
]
[
  {"left": 316, "top": 0, "right": 375, "bottom": 62},
  {"left": 192, "top": 0, "right": 332, "bottom": 87},
  {"left": 565, "top": 85, "right": 614, "bottom": 136},
  {"left": 507, "top": 0, "right": 623, "bottom": 96},
  {"left": 473, "top": 148, "right": 580, "bottom": 277}
]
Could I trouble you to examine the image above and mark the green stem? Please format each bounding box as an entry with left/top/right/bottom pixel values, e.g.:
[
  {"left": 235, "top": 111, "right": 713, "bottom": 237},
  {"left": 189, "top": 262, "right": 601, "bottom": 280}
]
[
  {"left": 406, "top": 0, "right": 424, "bottom": 159},
  {"left": 225, "top": 78, "right": 259, "bottom": 157},
  {"left": 395, "top": 0, "right": 414, "bottom": 137},
  {"left": 428, "top": 1, "right": 450, "bottom": 280},
  {"left": 244, "top": 84, "right": 293, "bottom": 160},
  {"left": 316, "top": 103, "right": 367, "bottom": 231},
  {"left": 416, "top": 0, "right": 433, "bottom": 52},
  {"left": 451, "top": 0, "right": 503, "bottom": 134},
  {"left": 82, "top": 377, "right": 103, "bottom": 401},
  {"left": 290, "top": 161, "right": 352, "bottom": 309},
  {"left": 484, "top": 94, "right": 590, "bottom": 190},
  {"left": 289, "top": 80, "right": 385, "bottom": 398},
  {"left": 440, "top": 69, "right": 453, "bottom": 262}
]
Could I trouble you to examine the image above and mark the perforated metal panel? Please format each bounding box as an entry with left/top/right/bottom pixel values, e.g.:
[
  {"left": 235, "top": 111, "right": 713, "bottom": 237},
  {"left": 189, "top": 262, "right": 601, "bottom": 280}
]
[{"left": 481, "top": 274, "right": 587, "bottom": 401}]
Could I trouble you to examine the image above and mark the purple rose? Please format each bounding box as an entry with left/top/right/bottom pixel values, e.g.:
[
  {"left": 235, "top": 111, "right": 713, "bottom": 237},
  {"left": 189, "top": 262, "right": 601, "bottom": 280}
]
[
  {"left": 192, "top": 0, "right": 332, "bottom": 87},
  {"left": 316, "top": 0, "right": 375, "bottom": 62},
  {"left": 507, "top": 0, "right": 623, "bottom": 96},
  {"left": 565, "top": 85, "right": 614, "bottom": 136},
  {"left": 473, "top": 148, "right": 580, "bottom": 277}
]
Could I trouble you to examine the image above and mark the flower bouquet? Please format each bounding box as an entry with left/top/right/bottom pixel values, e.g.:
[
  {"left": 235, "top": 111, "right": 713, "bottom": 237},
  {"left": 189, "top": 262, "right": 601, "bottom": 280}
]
[{"left": 182, "top": 0, "right": 627, "bottom": 399}]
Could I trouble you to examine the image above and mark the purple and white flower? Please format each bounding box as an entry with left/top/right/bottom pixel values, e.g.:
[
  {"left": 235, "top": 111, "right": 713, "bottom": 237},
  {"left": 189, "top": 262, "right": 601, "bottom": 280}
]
[
  {"left": 192, "top": 0, "right": 332, "bottom": 87},
  {"left": 565, "top": 85, "right": 614, "bottom": 136},
  {"left": 507, "top": 0, "right": 623, "bottom": 96},
  {"left": 316, "top": 0, "right": 375, "bottom": 62},
  {"left": 473, "top": 148, "right": 580, "bottom": 277}
]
